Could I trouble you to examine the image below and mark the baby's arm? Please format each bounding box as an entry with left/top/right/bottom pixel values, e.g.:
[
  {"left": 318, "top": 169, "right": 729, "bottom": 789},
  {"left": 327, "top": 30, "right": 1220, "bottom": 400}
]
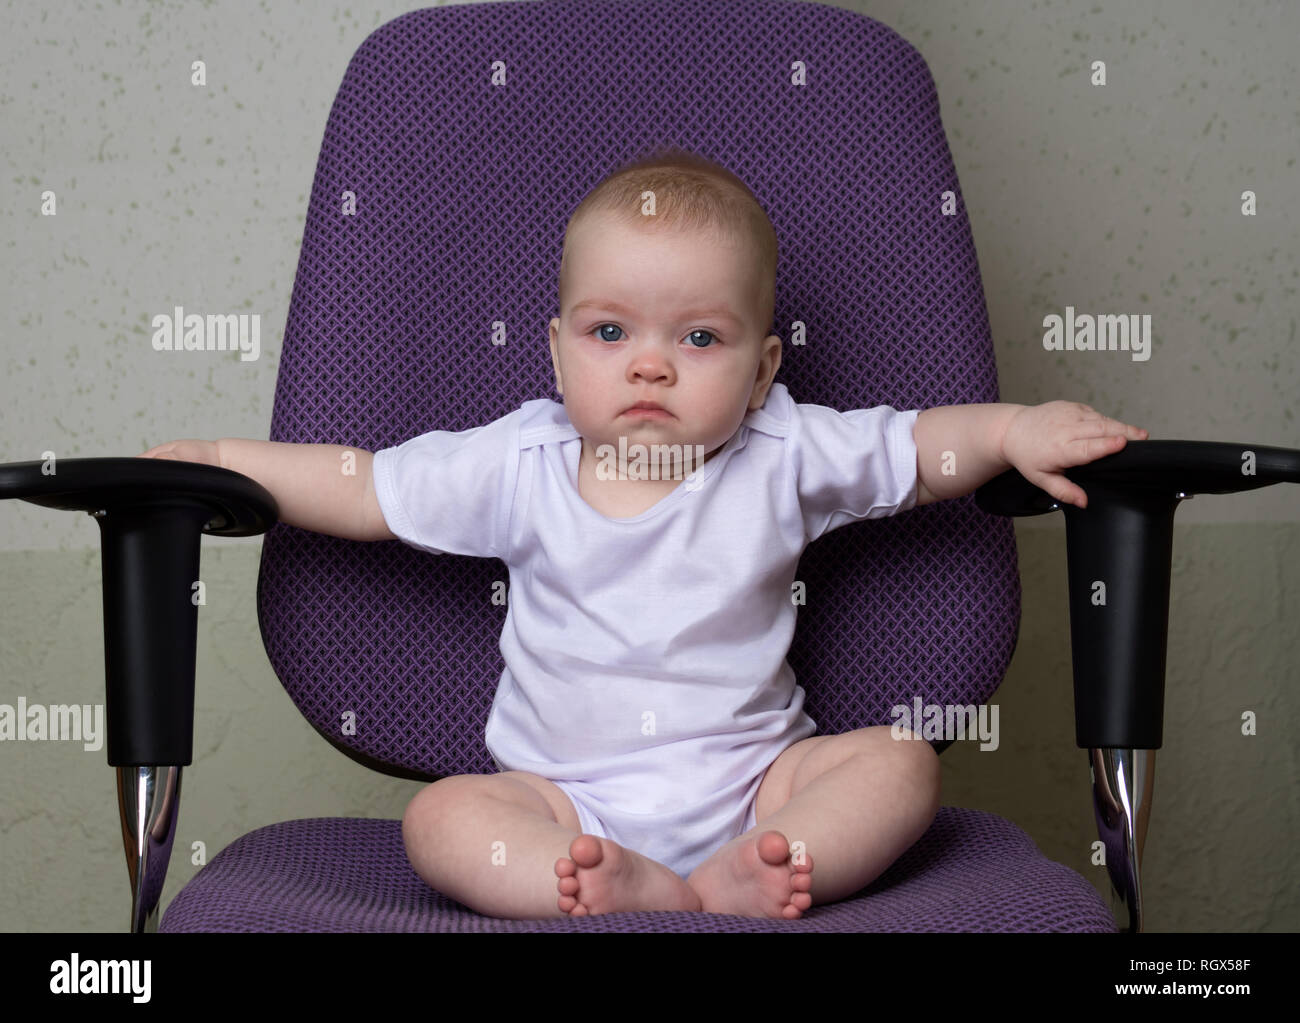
[
  {"left": 913, "top": 400, "right": 1148, "bottom": 509},
  {"left": 911, "top": 404, "right": 1024, "bottom": 506},
  {"left": 137, "top": 438, "right": 396, "bottom": 542}
]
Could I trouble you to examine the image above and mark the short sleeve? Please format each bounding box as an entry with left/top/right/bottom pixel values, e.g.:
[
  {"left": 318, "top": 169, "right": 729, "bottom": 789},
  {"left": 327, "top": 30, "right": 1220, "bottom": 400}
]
[
  {"left": 371, "top": 409, "right": 522, "bottom": 559},
  {"left": 789, "top": 401, "right": 921, "bottom": 542}
]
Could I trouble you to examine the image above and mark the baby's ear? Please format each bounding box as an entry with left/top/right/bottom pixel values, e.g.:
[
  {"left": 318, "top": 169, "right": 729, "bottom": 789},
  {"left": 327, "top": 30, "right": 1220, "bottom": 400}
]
[{"left": 547, "top": 320, "right": 564, "bottom": 395}]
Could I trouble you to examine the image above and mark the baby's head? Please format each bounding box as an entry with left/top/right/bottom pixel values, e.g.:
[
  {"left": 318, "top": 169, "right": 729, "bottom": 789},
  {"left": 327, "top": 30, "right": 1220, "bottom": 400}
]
[{"left": 549, "top": 146, "right": 781, "bottom": 467}]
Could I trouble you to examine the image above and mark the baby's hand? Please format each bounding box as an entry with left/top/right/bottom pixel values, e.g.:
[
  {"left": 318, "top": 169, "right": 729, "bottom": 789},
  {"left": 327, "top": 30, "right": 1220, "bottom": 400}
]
[
  {"left": 999, "top": 402, "right": 1148, "bottom": 509},
  {"left": 137, "top": 439, "right": 222, "bottom": 468}
]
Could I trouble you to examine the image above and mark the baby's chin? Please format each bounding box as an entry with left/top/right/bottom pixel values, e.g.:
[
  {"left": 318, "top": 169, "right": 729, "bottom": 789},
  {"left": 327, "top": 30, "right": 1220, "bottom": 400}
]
[
  {"left": 566, "top": 404, "right": 742, "bottom": 455},
  {"left": 585, "top": 428, "right": 731, "bottom": 466}
]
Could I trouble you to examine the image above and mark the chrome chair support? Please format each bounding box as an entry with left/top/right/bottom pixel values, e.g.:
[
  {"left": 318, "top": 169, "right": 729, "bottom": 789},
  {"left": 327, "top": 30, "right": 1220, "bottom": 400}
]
[
  {"left": 117, "top": 765, "right": 183, "bottom": 933},
  {"left": 1090, "top": 747, "right": 1156, "bottom": 933}
]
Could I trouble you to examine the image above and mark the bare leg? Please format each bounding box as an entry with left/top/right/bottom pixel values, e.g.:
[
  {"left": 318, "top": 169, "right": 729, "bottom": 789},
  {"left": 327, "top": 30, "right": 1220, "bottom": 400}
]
[
  {"left": 402, "top": 773, "right": 581, "bottom": 920},
  {"left": 688, "top": 737, "right": 941, "bottom": 917},
  {"left": 403, "top": 772, "right": 701, "bottom": 919}
]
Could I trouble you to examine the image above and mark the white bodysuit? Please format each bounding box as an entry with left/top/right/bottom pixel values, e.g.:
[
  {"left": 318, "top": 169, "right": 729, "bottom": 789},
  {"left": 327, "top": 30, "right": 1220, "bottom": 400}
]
[{"left": 372, "top": 381, "right": 920, "bottom": 879}]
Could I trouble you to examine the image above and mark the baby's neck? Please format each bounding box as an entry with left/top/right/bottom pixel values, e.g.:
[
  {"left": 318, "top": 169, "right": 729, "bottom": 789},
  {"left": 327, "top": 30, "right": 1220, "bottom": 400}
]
[{"left": 581, "top": 436, "right": 718, "bottom": 481}]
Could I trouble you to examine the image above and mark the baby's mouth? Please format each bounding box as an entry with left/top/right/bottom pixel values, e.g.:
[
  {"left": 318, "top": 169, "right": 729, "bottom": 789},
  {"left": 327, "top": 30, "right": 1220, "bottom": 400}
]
[{"left": 621, "top": 402, "right": 674, "bottom": 419}]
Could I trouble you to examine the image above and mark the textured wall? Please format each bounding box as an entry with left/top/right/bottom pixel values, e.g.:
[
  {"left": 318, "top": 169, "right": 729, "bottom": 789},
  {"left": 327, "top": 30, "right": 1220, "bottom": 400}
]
[{"left": 1, "top": 0, "right": 1296, "bottom": 932}]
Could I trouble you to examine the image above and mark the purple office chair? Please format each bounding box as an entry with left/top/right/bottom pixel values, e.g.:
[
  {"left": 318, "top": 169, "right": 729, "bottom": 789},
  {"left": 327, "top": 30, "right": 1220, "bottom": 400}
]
[
  {"left": 162, "top": 0, "right": 1114, "bottom": 932},
  {"left": 8, "top": 0, "right": 1293, "bottom": 933}
]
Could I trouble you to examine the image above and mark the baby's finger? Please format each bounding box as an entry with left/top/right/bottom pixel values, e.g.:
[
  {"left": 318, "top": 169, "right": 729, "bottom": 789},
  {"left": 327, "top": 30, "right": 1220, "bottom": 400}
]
[
  {"left": 1097, "top": 413, "right": 1149, "bottom": 439},
  {"left": 1070, "top": 418, "right": 1148, "bottom": 454},
  {"left": 1061, "top": 431, "right": 1127, "bottom": 465},
  {"left": 138, "top": 444, "right": 182, "bottom": 459},
  {"left": 1031, "top": 469, "right": 1089, "bottom": 509},
  {"left": 1094, "top": 415, "right": 1148, "bottom": 441}
]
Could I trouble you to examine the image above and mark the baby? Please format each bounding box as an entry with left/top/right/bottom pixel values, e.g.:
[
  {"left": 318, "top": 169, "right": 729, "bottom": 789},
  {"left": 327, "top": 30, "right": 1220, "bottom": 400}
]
[{"left": 140, "top": 147, "right": 1147, "bottom": 922}]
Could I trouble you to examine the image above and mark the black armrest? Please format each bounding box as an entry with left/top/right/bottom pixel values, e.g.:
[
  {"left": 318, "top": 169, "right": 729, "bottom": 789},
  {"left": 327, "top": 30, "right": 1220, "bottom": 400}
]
[
  {"left": 0, "top": 457, "right": 278, "bottom": 765},
  {"left": 0, "top": 456, "right": 277, "bottom": 534},
  {"left": 975, "top": 439, "right": 1299, "bottom": 748}
]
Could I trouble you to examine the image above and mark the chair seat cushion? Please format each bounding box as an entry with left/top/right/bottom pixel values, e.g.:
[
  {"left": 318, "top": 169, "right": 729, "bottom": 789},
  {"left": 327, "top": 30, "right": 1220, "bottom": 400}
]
[{"left": 159, "top": 808, "right": 1116, "bottom": 932}]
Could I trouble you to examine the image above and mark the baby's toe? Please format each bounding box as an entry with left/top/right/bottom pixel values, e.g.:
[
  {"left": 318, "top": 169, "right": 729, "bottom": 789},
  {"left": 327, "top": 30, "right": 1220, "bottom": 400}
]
[
  {"left": 755, "top": 830, "right": 790, "bottom": 865},
  {"left": 568, "top": 833, "right": 604, "bottom": 869}
]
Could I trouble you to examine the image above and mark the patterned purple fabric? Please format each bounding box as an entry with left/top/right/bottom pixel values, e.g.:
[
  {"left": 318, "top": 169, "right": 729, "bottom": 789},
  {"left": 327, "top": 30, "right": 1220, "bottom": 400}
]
[
  {"left": 161, "top": 811, "right": 1114, "bottom": 932},
  {"left": 162, "top": 0, "right": 1114, "bottom": 931}
]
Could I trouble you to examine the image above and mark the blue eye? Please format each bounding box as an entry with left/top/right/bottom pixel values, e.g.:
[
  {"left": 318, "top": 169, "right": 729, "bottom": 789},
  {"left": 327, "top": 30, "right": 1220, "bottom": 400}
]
[{"left": 590, "top": 324, "right": 718, "bottom": 347}]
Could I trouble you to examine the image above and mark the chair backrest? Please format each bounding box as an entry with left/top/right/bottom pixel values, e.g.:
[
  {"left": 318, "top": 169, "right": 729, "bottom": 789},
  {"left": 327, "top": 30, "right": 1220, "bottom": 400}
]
[{"left": 258, "top": 0, "right": 1020, "bottom": 780}]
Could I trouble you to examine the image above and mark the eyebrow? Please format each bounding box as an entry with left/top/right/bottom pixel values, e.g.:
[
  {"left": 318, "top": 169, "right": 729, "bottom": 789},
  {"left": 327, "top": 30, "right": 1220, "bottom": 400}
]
[{"left": 570, "top": 299, "right": 744, "bottom": 328}]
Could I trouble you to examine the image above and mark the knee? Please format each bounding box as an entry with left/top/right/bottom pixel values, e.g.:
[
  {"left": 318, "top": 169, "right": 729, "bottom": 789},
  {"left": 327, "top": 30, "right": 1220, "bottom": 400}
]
[
  {"left": 875, "top": 731, "right": 942, "bottom": 816},
  {"left": 402, "top": 775, "right": 480, "bottom": 845}
]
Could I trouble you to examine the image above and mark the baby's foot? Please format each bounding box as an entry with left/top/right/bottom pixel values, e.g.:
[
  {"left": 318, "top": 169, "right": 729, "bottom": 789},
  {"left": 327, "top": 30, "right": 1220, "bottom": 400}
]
[
  {"left": 685, "top": 829, "right": 814, "bottom": 919},
  {"left": 555, "top": 834, "right": 703, "bottom": 916}
]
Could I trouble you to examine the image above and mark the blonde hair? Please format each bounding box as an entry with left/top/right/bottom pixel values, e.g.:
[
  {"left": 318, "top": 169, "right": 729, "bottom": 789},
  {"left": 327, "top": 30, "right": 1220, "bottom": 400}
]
[{"left": 558, "top": 145, "right": 779, "bottom": 333}]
